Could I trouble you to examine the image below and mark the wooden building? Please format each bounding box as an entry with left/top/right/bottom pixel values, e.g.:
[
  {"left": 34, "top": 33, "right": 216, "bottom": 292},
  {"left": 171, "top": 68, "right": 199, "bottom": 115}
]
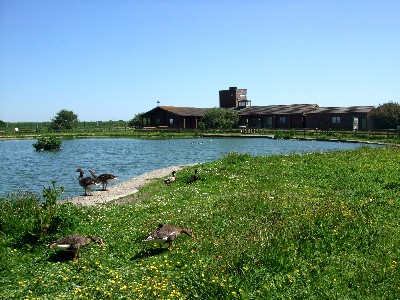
[
  {"left": 140, "top": 106, "right": 207, "bottom": 129},
  {"left": 139, "top": 87, "right": 375, "bottom": 131},
  {"left": 236, "top": 104, "right": 318, "bottom": 129},
  {"left": 304, "top": 106, "right": 374, "bottom": 130}
]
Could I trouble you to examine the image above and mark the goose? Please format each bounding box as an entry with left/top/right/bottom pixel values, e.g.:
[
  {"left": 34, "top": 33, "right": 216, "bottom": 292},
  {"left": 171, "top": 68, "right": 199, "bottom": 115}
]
[
  {"left": 187, "top": 169, "right": 198, "bottom": 183},
  {"left": 143, "top": 224, "right": 195, "bottom": 251},
  {"left": 49, "top": 234, "right": 106, "bottom": 260},
  {"left": 89, "top": 169, "right": 118, "bottom": 191},
  {"left": 76, "top": 168, "right": 100, "bottom": 196},
  {"left": 163, "top": 171, "right": 176, "bottom": 185}
]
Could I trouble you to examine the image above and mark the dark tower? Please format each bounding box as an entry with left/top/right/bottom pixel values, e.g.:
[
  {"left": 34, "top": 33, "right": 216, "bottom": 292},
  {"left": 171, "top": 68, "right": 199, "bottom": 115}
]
[{"left": 219, "top": 87, "right": 248, "bottom": 108}]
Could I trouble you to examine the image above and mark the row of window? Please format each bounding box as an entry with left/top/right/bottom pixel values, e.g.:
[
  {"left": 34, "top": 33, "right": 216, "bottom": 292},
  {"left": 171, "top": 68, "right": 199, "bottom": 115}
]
[
  {"left": 164, "top": 116, "right": 342, "bottom": 126},
  {"left": 154, "top": 119, "right": 176, "bottom": 125},
  {"left": 247, "top": 116, "right": 343, "bottom": 126},
  {"left": 279, "top": 116, "right": 342, "bottom": 125}
]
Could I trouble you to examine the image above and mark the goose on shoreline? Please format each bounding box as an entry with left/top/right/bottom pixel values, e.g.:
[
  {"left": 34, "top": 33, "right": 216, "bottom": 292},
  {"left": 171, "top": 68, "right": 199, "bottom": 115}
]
[
  {"left": 89, "top": 169, "right": 118, "bottom": 191},
  {"left": 163, "top": 171, "right": 177, "bottom": 185},
  {"left": 187, "top": 169, "right": 199, "bottom": 184},
  {"left": 76, "top": 168, "right": 99, "bottom": 196}
]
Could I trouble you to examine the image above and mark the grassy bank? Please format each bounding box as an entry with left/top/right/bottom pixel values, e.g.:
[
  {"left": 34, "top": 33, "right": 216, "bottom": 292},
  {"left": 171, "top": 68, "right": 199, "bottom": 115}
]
[{"left": 1, "top": 146, "right": 400, "bottom": 299}]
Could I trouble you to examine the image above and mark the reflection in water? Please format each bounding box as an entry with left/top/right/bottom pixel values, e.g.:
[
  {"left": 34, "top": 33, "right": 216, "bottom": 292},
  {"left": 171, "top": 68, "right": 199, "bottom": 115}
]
[{"left": 0, "top": 138, "right": 376, "bottom": 199}]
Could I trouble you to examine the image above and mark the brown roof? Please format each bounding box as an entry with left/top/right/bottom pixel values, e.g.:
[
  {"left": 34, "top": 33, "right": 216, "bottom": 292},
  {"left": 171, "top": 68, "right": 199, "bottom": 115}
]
[
  {"left": 142, "top": 104, "right": 375, "bottom": 118},
  {"left": 237, "top": 104, "right": 318, "bottom": 116},
  {"left": 142, "top": 106, "right": 208, "bottom": 117},
  {"left": 306, "top": 106, "right": 374, "bottom": 114}
]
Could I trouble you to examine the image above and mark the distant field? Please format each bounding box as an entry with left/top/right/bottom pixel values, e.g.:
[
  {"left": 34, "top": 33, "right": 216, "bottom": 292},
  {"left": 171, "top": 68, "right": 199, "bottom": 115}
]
[{"left": 0, "top": 121, "right": 127, "bottom": 134}]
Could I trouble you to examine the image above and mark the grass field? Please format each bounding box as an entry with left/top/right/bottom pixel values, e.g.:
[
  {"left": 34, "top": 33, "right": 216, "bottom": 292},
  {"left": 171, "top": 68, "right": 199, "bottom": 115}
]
[{"left": 1, "top": 146, "right": 400, "bottom": 299}]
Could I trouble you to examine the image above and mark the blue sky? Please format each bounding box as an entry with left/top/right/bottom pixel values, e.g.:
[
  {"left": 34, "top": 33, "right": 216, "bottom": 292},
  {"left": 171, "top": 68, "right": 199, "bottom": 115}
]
[{"left": 1, "top": 0, "right": 399, "bottom": 122}]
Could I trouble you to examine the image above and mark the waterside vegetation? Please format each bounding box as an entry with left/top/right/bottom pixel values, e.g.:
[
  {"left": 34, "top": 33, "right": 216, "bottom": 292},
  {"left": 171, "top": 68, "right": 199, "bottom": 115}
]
[
  {"left": 1, "top": 120, "right": 400, "bottom": 145},
  {"left": 1, "top": 146, "right": 400, "bottom": 299},
  {"left": 33, "top": 136, "right": 62, "bottom": 151}
]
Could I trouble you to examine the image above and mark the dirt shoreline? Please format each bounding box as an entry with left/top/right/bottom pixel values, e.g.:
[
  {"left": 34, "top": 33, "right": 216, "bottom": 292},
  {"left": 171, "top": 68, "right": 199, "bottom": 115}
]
[{"left": 61, "top": 164, "right": 195, "bottom": 206}]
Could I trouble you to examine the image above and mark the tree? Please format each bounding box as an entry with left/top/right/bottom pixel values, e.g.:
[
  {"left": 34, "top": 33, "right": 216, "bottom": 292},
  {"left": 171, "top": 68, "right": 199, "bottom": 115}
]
[
  {"left": 49, "top": 109, "right": 78, "bottom": 130},
  {"left": 368, "top": 101, "right": 400, "bottom": 129},
  {"left": 128, "top": 113, "right": 143, "bottom": 127},
  {"left": 0, "top": 120, "right": 5, "bottom": 127},
  {"left": 200, "top": 107, "right": 239, "bottom": 130}
]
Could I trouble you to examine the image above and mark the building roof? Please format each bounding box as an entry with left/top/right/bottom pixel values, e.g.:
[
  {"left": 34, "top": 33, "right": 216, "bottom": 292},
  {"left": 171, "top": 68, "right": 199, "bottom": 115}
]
[
  {"left": 142, "top": 106, "right": 208, "bottom": 117},
  {"left": 237, "top": 104, "right": 318, "bottom": 116},
  {"left": 306, "top": 106, "right": 375, "bottom": 114},
  {"left": 141, "top": 104, "right": 375, "bottom": 118}
]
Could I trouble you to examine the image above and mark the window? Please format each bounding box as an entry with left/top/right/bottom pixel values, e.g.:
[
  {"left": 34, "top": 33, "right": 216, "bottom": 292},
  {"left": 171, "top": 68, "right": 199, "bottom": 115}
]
[
  {"left": 332, "top": 116, "right": 341, "bottom": 124},
  {"left": 169, "top": 118, "right": 174, "bottom": 125},
  {"left": 279, "top": 116, "right": 286, "bottom": 124},
  {"left": 265, "top": 117, "right": 273, "bottom": 128}
]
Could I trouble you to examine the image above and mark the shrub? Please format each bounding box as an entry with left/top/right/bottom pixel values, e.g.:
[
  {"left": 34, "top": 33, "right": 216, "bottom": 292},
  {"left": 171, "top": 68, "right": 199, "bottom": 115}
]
[
  {"left": 274, "top": 130, "right": 295, "bottom": 140},
  {"left": 33, "top": 136, "right": 62, "bottom": 150},
  {"left": 201, "top": 107, "right": 239, "bottom": 130},
  {"left": 0, "top": 182, "right": 65, "bottom": 248},
  {"left": 128, "top": 112, "right": 149, "bottom": 127},
  {"left": 368, "top": 101, "right": 400, "bottom": 129}
]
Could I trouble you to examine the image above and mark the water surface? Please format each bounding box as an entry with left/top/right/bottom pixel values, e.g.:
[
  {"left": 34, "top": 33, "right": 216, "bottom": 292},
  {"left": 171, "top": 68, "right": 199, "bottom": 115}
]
[{"left": 0, "top": 137, "right": 376, "bottom": 199}]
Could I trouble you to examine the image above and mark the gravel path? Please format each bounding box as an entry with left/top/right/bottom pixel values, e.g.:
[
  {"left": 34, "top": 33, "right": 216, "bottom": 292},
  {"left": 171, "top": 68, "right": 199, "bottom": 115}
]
[{"left": 61, "top": 164, "right": 194, "bottom": 206}]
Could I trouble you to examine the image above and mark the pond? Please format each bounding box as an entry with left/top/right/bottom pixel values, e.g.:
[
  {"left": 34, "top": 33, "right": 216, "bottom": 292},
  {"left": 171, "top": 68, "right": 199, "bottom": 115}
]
[{"left": 0, "top": 137, "right": 378, "bottom": 199}]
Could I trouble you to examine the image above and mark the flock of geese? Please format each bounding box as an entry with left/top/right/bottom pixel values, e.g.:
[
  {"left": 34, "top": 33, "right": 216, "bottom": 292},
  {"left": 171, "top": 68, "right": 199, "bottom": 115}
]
[
  {"left": 163, "top": 168, "right": 199, "bottom": 185},
  {"left": 76, "top": 168, "right": 199, "bottom": 195},
  {"left": 76, "top": 168, "right": 119, "bottom": 196},
  {"left": 49, "top": 168, "right": 199, "bottom": 259},
  {"left": 49, "top": 223, "right": 195, "bottom": 260}
]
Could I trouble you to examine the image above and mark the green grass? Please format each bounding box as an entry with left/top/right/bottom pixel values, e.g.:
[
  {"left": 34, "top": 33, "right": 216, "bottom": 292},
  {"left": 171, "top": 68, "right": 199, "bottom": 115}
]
[{"left": 1, "top": 147, "right": 400, "bottom": 299}]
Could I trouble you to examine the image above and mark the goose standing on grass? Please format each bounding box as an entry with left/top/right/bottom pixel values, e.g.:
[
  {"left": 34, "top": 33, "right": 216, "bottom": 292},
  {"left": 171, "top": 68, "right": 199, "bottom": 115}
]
[
  {"left": 49, "top": 234, "right": 106, "bottom": 260},
  {"left": 187, "top": 169, "right": 199, "bottom": 184},
  {"left": 89, "top": 169, "right": 118, "bottom": 191},
  {"left": 143, "top": 224, "right": 195, "bottom": 251},
  {"left": 76, "top": 168, "right": 100, "bottom": 196},
  {"left": 164, "top": 171, "right": 177, "bottom": 185}
]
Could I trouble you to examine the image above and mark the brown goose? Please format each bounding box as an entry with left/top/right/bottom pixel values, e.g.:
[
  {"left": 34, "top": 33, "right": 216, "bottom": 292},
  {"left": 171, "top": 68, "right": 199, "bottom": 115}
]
[
  {"left": 187, "top": 169, "right": 198, "bottom": 183},
  {"left": 143, "top": 224, "right": 195, "bottom": 251},
  {"left": 89, "top": 169, "right": 118, "bottom": 191},
  {"left": 163, "top": 171, "right": 176, "bottom": 185},
  {"left": 49, "top": 234, "right": 106, "bottom": 260},
  {"left": 76, "top": 168, "right": 99, "bottom": 196}
]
